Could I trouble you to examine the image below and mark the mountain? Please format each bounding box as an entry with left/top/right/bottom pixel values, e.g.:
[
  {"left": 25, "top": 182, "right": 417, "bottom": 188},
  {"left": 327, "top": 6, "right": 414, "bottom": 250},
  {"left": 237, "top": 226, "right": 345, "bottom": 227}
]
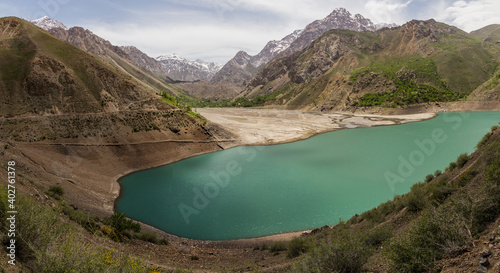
[
  {"left": 31, "top": 16, "right": 220, "bottom": 84},
  {"left": 375, "top": 22, "right": 399, "bottom": 30},
  {"left": 239, "top": 19, "right": 499, "bottom": 111},
  {"left": 212, "top": 8, "right": 378, "bottom": 85},
  {"left": 156, "top": 54, "right": 222, "bottom": 82},
  {"left": 46, "top": 25, "right": 178, "bottom": 95},
  {"left": 120, "top": 45, "right": 172, "bottom": 77},
  {"left": 0, "top": 17, "right": 161, "bottom": 118},
  {"left": 30, "top": 16, "right": 67, "bottom": 31},
  {"left": 468, "top": 24, "right": 500, "bottom": 101}
]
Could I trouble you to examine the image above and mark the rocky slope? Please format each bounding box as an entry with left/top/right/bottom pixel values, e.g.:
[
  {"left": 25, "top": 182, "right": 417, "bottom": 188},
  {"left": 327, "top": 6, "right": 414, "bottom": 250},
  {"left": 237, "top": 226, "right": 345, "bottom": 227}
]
[
  {"left": 0, "top": 17, "right": 226, "bottom": 218},
  {"left": 156, "top": 53, "right": 222, "bottom": 81},
  {"left": 240, "top": 19, "right": 500, "bottom": 111},
  {"left": 212, "top": 8, "right": 378, "bottom": 85},
  {"left": 47, "top": 26, "right": 179, "bottom": 96},
  {"left": 0, "top": 17, "right": 159, "bottom": 117}
]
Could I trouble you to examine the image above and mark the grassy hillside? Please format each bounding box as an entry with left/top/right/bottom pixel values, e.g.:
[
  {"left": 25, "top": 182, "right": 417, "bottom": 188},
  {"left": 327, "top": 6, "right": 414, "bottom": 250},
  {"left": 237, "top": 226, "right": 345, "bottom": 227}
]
[{"left": 237, "top": 20, "right": 499, "bottom": 111}]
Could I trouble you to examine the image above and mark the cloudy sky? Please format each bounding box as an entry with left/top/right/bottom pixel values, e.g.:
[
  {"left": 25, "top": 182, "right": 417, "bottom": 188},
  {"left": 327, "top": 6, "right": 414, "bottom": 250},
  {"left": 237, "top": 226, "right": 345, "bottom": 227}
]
[{"left": 1, "top": 0, "right": 499, "bottom": 63}]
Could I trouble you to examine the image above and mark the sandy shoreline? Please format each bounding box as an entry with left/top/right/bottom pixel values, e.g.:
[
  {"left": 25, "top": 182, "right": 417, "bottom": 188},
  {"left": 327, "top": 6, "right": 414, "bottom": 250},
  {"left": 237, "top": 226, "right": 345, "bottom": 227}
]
[{"left": 197, "top": 108, "right": 436, "bottom": 148}]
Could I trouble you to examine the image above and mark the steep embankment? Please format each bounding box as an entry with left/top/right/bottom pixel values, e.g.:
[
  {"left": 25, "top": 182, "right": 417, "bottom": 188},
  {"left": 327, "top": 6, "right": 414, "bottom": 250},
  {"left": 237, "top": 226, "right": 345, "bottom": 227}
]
[
  {"left": 240, "top": 20, "right": 500, "bottom": 112},
  {"left": 0, "top": 17, "right": 232, "bottom": 216}
]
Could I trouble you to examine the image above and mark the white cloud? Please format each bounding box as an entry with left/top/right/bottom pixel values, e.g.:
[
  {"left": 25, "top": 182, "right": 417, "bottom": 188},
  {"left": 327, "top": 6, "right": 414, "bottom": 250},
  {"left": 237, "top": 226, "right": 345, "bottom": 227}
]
[
  {"left": 72, "top": 0, "right": 500, "bottom": 64},
  {"left": 86, "top": 20, "right": 287, "bottom": 64},
  {"left": 364, "top": 0, "right": 414, "bottom": 24},
  {"left": 82, "top": 0, "right": 375, "bottom": 64},
  {"left": 438, "top": 0, "right": 500, "bottom": 32}
]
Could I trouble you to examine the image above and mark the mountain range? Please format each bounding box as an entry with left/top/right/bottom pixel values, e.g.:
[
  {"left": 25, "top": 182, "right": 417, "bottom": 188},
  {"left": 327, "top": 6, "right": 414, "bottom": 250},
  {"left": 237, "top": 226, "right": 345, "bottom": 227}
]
[
  {"left": 156, "top": 54, "right": 222, "bottom": 82},
  {"left": 238, "top": 19, "right": 500, "bottom": 111},
  {"left": 26, "top": 11, "right": 500, "bottom": 112},
  {"left": 30, "top": 17, "right": 222, "bottom": 82},
  {"left": 212, "top": 8, "right": 386, "bottom": 85},
  {"left": 30, "top": 9, "right": 399, "bottom": 87}
]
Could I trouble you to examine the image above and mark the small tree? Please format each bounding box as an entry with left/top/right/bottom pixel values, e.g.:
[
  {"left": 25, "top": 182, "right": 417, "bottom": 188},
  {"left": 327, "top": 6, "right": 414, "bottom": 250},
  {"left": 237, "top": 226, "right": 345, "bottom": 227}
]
[{"left": 105, "top": 212, "right": 140, "bottom": 233}]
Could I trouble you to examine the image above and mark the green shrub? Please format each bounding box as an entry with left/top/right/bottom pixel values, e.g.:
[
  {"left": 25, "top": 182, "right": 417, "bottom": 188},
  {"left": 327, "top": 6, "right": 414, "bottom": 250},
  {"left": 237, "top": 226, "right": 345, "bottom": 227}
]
[
  {"left": 455, "top": 169, "right": 478, "bottom": 187},
  {"left": 295, "top": 226, "right": 371, "bottom": 273},
  {"left": 485, "top": 155, "right": 500, "bottom": 185},
  {"left": 62, "top": 205, "right": 100, "bottom": 233},
  {"left": 102, "top": 225, "right": 123, "bottom": 242},
  {"left": 48, "top": 185, "right": 64, "bottom": 197},
  {"left": 446, "top": 161, "right": 457, "bottom": 171},
  {"left": 364, "top": 226, "right": 393, "bottom": 247},
  {"left": 425, "top": 174, "right": 434, "bottom": 183},
  {"left": 456, "top": 153, "right": 469, "bottom": 168},
  {"left": 287, "top": 237, "right": 309, "bottom": 258},
  {"left": 388, "top": 205, "right": 469, "bottom": 272},
  {"left": 403, "top": 183, "right": 427, "bottom": 212},
  {"left": 105, "top": 212, "right": 141, "bottom": 233},
  {"left": 434, "top": 170, "right": 442, "bottom": 177},
  {"left": 270, "top": 241, "right": 287, "bottom": 253},
  {"left": 429, "top": 186, "right": 454, "bottom": 206},
  {"left": 477, "top": 131, "right": 493, "bottom": 148}
]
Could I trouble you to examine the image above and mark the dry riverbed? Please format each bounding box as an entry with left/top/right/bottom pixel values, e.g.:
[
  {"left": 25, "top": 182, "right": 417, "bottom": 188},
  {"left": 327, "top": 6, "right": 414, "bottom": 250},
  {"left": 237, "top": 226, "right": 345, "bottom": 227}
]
[{"left": 197, "top": 108, "right": 436, "bottom": 147}]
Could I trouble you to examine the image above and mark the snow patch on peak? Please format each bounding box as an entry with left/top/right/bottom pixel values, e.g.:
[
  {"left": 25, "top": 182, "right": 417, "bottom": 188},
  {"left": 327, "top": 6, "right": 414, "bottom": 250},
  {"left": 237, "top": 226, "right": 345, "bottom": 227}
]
[
  {"left": 268, "top": 29, "right": 303, "bottom": 55},
  {"left": 375, "top": 23, "right": 400, "bottom": 30},
  {"left": 31, "top": 16, "right": 68, "bottom": 31},
  {"left": 156, "top": 53, "right": 187, "bottom": 62},
  {"left": 156, "top": 53, "right": 223, "bottom": 81}
]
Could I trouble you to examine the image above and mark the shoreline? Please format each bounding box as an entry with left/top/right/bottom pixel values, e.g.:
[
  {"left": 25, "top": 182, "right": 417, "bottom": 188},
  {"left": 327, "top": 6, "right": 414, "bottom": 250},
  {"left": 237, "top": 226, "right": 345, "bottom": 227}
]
[{"left": 112, "top": 108, "right": 439, "bottom": 245}]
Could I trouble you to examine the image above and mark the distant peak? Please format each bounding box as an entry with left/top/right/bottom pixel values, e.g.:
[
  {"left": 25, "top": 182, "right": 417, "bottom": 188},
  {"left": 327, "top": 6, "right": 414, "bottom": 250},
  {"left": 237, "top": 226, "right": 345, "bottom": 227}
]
[
  {"left": 333, "top": 7, "right": 348, "bottom": 13},
  {"left": 156, "top": 53, "right": 187, "bottom": 62},
  {"left": 31, "top": 16, "right": 68, "bottom": 31}
]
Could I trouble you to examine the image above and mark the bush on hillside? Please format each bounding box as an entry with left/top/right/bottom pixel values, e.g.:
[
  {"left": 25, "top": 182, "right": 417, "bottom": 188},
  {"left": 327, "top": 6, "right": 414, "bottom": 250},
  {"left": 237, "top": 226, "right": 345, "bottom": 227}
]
[{"left": 294, "top": 224, "right": 372, "bottom": 273}]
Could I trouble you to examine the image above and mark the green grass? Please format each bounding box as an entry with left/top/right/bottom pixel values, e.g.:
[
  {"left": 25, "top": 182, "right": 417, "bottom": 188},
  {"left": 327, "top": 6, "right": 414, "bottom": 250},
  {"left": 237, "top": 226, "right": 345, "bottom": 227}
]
[
  {"left": 351, "top": 55, "right": 466, "bottom": 106},
  {"left": 0, "top": 184, "right": 155, "bottom": 272}
]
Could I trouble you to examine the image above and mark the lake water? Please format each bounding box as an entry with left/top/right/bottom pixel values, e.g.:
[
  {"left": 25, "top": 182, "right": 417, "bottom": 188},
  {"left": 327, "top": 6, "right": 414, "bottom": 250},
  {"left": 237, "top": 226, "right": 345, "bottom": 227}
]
[{"left": 116, "top": 111, "right": 500, "bottom": 240}]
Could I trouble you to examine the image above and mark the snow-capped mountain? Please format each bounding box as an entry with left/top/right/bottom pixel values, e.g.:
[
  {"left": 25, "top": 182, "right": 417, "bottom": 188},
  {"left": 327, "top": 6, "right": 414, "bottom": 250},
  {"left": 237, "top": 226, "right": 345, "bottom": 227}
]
[
  {"left": 254, "top": 29, "right": 303, "bottom": 67},
  {"left": 375, "top": 22, "right": 400, "bottom": 30},
  {"left": 30, "top": 16, "right": 67, "bottom": 31},
  {"left": 212, "top": 8, "right": 380, "bottom": 85},
  {"left": 156, "top": 54, "right": 222, "bottom": 82}
]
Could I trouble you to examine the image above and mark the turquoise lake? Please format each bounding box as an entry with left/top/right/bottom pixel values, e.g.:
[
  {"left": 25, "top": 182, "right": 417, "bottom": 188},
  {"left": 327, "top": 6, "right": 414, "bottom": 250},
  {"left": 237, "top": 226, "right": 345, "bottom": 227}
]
[{"left": 116, "top": 111, "right": 500, "bottom": 240}]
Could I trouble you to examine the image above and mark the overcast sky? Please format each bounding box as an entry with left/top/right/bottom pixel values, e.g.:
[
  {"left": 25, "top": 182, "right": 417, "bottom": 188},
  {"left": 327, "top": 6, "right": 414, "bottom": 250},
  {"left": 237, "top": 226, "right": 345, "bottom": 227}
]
[{"left": 1, "top": 0, "right": 499, "bottom": 63}]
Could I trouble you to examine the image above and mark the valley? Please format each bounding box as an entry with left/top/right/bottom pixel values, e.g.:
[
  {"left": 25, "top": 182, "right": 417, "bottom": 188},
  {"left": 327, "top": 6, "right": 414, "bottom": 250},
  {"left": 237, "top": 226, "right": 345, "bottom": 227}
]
[{"left": 0, "top": 5, "right": 500, "bottom": 272}]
